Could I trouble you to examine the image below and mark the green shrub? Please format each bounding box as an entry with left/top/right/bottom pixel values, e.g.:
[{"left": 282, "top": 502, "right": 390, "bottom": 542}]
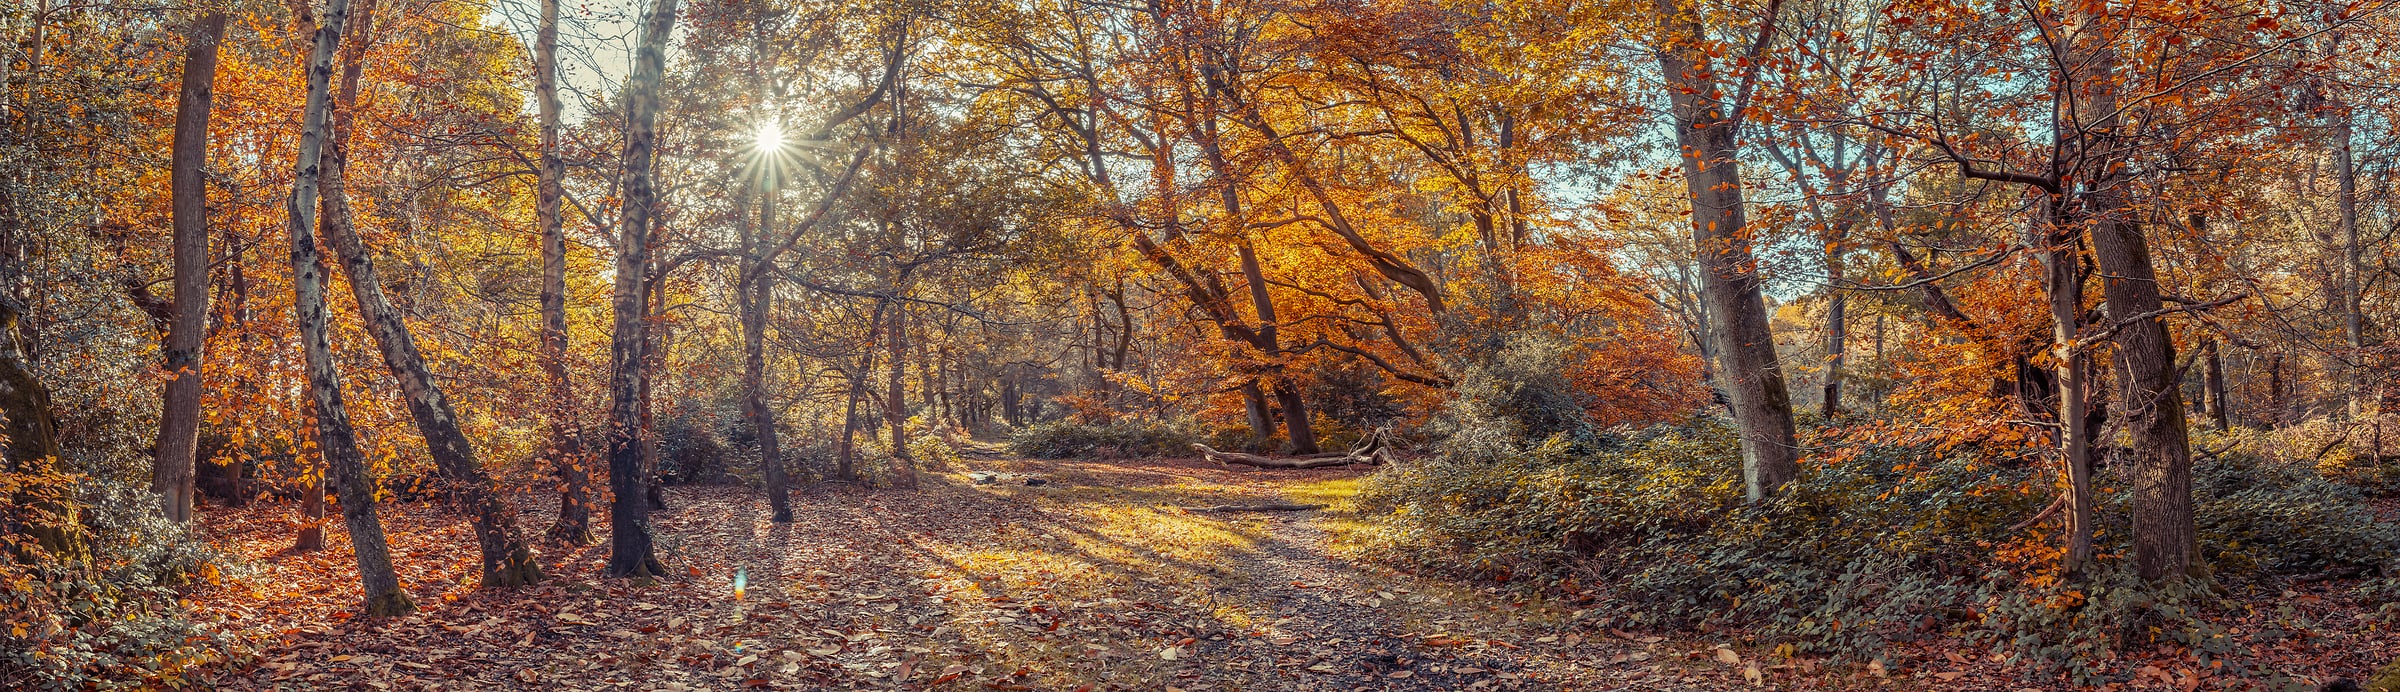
[
  {"left": 2195, "top": 452, "right": 2400, "bottom": 577},
  {"left": 1008, "top": 418, "right": 1204, "bottom": 459}
]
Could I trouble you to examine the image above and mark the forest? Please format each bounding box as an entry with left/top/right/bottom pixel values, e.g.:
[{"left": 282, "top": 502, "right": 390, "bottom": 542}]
[{"left": 3, "top": 0, "right": 2400, "bottom": 688}]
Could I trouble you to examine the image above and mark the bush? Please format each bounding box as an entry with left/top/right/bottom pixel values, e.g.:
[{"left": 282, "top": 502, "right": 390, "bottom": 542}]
[
  {"left": 1009, "top": 418, "right": 1204, "bottom": 459},
  {"left": 2, "top": 473, "right": 239, "bottom": 690},
  {"left": 2196, "top": 452, "right": 2400, "bottom": 577},
  {"left": 657, "top": 406, "right": 737, "bottom": 484},
  {"left": 1355, "top": 418, "right": 2400, "bottom": 680}
]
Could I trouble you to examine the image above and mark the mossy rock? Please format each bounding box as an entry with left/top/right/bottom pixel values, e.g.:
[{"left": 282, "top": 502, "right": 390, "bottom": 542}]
[{"left": 2370, "top": 657, "right": 2400, "bottom": 692}]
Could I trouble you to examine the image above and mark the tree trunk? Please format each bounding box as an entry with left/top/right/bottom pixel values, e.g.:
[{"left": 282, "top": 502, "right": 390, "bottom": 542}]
[
  {"left": 1237, "top": 243, "right": 1319, "bottom": 454},
  {"left": 743, "top": 176, "right": 790, "bottom": 520},
  {"left": 2036, "top": 196, "right": 2094, "bottom": 576},
  {"left": 1240, "top": 379, "right": 1273, "bottom": 448},
  {"left": 638, "top": 251, "right": 670, "bottom": 513},
  {"left": 317, "top": 0, "right": 540, "bottom": 589},
  {"left": 534, "top": 0, "right": 592, "bottom": 546},
  {"left": 1822, "top": 290, "right": 1845, "bottom": 418},
  {"left": 1650, "top": 0, "right": 1800, "bottom": 501},
  {"left": 837, "top": 369, "right": 863, "bottom": 481},
  {"left": 153, "top": 11, "right": 227, "bottom": 525},
  {"left": 0, "top": 297, "right": 79, "bottom": 562},
  {"left": 2332, "top": 95, "right": 2365, "bottom": 414},
  {"left": 2072, "top": 18, "right": 2197, "bottom": 581},
  {"left": 2203, "top": 339, "right": 2230, "bottom": 430},
  {"left": 285, "top": 0, "right": 410, "bottom": 615},
  {"left": 605, "top": 0, "right": 677, "bottom": 580},
  {"left": 888, "top": 305, "right": 912, "bottom": 464}
]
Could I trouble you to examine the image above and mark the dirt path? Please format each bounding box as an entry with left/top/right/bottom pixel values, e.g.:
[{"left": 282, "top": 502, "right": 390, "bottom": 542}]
[{"left": 199, "top": 453, "right": 1742, "bottom": 691}]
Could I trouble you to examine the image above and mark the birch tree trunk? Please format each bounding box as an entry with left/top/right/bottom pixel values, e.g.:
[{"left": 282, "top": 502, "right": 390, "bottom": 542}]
[
  {"left": 285, "top": 0, "right": 410, "bottom": 615},
  {"left": 317, "top": 0, "right": 541, "bottom": 588},
  {"left": 535, "top": 0, "right": 593, "bottom": 546},
  {"left": 153, "top": 11, "right": 227, "bottom": 524},
  {"left": 606, "top": 0, "right": 677, "bottom": 580},
  {"left": 1649, "top": 0, "right": 1799, "bottom": 500}
]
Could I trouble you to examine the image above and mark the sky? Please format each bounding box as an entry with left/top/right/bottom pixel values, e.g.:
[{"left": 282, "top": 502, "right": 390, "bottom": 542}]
[{"left": 479, "top": 0, "right": 645, "bottom": 123}]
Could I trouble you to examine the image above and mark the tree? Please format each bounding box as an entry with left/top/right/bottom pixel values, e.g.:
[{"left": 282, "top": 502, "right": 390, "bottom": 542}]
[
  {"left": 152, "top": 10, "right": 228, "bottom": 524},
  {"left": 1648, "top": 0, "right": 1800, "bottom": 501},
  {"left": 606, "top": 0, "right": 680, "bottom": 580},
  {"left": 536, "top": 0, "right": 594, "bottom": 546},
  {"left": 285, "top": 0, "right": 412, "bottom": 616},
  {"left": 316, "top": 0, "right": 543, "bottom": 589}
]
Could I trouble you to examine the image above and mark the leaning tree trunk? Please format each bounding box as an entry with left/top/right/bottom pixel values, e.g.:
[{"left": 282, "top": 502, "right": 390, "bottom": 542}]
[
  {"left": 1237, "top": 243, "right": 1319, "bottom": 454},
  {"left": 605, "top": 0, "right": 677, "bottom": 580},
  {"left": 534, "top": 0, "right": 592, "bottom": 546},
  {"left": 152, "top": 11, "right": 227, "bottom": 525},
  {"left": 2092, "top": 213, "right": 2198, "bottom": 581},
  {"left": 742, "top": 274, "right": 787, "bottom": 518},
  {"left": 1650, "top": 0, "right": 1800, "bottom": 500},
  {"left": 285, "top": 0, "right": 410, "bottom": 616},
  {"left": 316, "top": 0, "right": 540, "bottom": 589},
  {"left": 1239, "top": 379, "right": 1274, "bottom": 449}
]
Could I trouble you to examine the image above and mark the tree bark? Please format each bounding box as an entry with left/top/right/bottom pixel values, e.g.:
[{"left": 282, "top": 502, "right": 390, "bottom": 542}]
[
  {"left": 2331, "top": 93, "right": 2365, "bottom": 414},
  {"left": 2203, "top": 339, "right": 2230, "bottom": 429},
  {"left": 837, "top": 367, "right": 864, "bottom": 481},
  {"left": 640, "top": 271, "right": 668, "bottom": 510},
  {"left": 1240, "top": 379, "right": 1274, "bottom": 448},
  {"left": 1238, "top": 244, "right": 1319, "bottom": 454},
  {"left": 0, "top": 296, "right": 79, "bottom": 562},
  {"left": 743, "top": 170, "right": 790, "bottom": 520},
  {"left": 535, "top": 0, "right": 592, "bottom": 546},
  {"left": 317, "top": 0, "right": 540, "bottom": 589},
  {"left": 2036, "top": 197, "right": 2095, "bottom": 576},
  {"left": 2071, "top": 16, "right": 2197, "bottom": 581},
  {"left": 888, "top": 305, "right": 913, "bottom": 465},
  {"left": 285, "top": 0, "right": 410, "bottom": 615},
  {"left": 1649, "top": 0, "right": 1800, "bottom": 501},
  {"left": 153, "top": 11, "right": 227, "bottom": 524},
  {"left": 605, "top": 0, "right": 677, "bottom": 580},
  {"left": 1822, "top": 288, "right": 1845, "bottom": 418}
]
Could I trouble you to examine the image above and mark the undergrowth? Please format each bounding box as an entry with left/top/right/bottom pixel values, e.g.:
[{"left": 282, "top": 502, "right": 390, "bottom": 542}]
[
  {"left": 1009, "top": 418, "right": 1203, "bottom": 459},
  {"left": 1354, "top": 415, "right": 2400, "bottom": 684},
  {"left": 2, "top": 471, "right": 241, "bottom": 690}
]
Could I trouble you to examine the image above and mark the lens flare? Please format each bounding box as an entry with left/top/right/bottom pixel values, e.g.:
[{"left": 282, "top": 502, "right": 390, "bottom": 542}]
[{"left": 755, "top": 122, "right": 783, "bottom": 152}]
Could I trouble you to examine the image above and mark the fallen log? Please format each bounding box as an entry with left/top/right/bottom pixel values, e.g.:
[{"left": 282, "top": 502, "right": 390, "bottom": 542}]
[
  {"left": 1186, "top": 503, "right": 1326, "bottom": 513},
  {"left": 1191, "top": 443, "right": 1379, "bottom": 469}
]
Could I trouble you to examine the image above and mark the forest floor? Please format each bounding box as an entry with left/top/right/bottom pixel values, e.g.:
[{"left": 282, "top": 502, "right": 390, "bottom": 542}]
[{"left": 188, "top": 449, "right": 2389, "bottom": 691}]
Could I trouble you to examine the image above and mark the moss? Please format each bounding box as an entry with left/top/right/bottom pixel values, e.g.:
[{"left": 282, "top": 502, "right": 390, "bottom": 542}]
[
  {"left": 484, "top": 543, "right": 545, "bottom": 588},
  {"left": 364, "top": 590, "right": 417, "bottom": 618},
  {"left": 2366, "top": 657, "right": 2400, "bottom": 692}
]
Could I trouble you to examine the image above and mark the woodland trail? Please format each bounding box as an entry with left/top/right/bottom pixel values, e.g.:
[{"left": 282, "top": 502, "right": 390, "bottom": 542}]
[{"left": 199, "top": 452, "right": 2019, "bottom": 691}]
